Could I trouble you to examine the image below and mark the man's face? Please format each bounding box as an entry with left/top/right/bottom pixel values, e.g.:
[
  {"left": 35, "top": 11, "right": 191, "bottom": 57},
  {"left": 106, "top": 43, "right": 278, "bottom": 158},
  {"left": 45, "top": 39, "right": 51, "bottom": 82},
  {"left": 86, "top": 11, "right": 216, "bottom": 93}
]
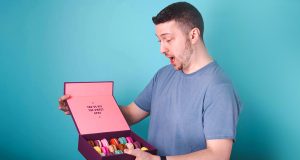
[{"left": 155, "top": 20, "right": 193, "bottom": 70}]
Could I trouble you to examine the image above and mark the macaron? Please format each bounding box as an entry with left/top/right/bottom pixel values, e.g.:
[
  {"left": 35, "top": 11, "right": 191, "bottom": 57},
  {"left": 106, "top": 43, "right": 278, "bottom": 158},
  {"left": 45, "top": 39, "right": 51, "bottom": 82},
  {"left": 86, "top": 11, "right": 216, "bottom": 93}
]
[
  {"left": 88, "top": 140, "right": 95, "bottom": 146},
  {"left": 108, "top": 145, "right": 115, "bottom": 153},
  {"left": 101, "top": 146, "right": 109, "bottom": 155},
  {"left": 94, "top": 140, "right": 102, "bottom": 147},
  {"left": 125, "top": 143, "right": 134, "bottom": 150},
  {"left": 101, "top": 138, "right": 109, "bottom": 147},
  {"left": 111, "top": 144, "right": 117, "bottom": 151},
  {"left": 141, "top": 147, "right": 149, "bottom": 151},
  {"left": 114, "top": 150, "right": 123, "bottom": 154},
  {"left": 118, "top": 137, "right": 127, "bottom": 144},
  {"left": 133, "top": 141, "right": 141, "bottom": 149},
  {"left": 116, "top": 143, "right": 127, "bottom": 151},
  {"left": 110, "top": 138, "right": 119, "bottom": 146},
  {"left": 93, "top": 146, "right": 102, "bottom": 154},
  {"left": 100, "top": 153, "right": 105, "bottom": 156},
  {"left": 126, "top": 137, "right": 134, "bottom": 143}
]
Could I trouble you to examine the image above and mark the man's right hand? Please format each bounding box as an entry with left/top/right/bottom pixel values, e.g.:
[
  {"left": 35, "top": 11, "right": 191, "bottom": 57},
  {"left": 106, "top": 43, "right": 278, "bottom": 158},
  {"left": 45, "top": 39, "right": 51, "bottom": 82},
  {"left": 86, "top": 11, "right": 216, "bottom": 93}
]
[{"left": 58, "top": 94, "right": 71, "bottom": 115}]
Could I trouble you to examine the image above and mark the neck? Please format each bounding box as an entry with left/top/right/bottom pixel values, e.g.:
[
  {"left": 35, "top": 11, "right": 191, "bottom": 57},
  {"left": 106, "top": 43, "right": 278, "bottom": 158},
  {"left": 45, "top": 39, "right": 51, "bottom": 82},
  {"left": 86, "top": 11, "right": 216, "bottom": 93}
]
[{"left": 182, "top": 42, "right": 213, "bottom": 74}]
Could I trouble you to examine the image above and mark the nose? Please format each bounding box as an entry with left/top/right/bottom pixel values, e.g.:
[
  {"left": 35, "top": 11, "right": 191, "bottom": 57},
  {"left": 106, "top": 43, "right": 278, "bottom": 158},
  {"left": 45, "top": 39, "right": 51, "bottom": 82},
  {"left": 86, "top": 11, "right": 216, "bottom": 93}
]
[{"left": 160, "top": 43, "right": 168, "bottom": 54}]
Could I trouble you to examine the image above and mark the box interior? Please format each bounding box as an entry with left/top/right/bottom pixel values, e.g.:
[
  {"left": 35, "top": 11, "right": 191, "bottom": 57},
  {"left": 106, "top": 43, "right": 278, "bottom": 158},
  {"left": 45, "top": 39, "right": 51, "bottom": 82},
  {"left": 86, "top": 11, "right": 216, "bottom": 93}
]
[{"left": 79, "top": 130, "right": 157, "bottom": 160}]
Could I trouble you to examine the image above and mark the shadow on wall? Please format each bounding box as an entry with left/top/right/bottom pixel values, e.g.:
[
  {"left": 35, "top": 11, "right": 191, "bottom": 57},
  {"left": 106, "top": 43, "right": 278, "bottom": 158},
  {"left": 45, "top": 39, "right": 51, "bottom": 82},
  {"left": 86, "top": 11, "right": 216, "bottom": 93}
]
[
  {"left": 231, "top": 96, "right": 279, "bottom": 160},
  {"left": 0, "top": 149, "right": 31, "bottom": 160}
]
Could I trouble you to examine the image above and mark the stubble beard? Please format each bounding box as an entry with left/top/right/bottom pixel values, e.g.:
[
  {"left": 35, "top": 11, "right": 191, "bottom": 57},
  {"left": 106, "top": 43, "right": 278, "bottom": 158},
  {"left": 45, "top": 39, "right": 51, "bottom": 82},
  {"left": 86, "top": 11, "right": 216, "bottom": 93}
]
[{"left": 177, "top": 39, "right": 193, "bottom": 70}]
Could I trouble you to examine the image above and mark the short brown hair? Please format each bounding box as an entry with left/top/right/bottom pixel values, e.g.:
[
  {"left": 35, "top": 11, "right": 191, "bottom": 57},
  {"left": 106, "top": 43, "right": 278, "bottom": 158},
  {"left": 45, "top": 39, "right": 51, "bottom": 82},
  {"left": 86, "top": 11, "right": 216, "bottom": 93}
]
[{"left": 152, "top": 2, "right": 204, "bottom": 41}]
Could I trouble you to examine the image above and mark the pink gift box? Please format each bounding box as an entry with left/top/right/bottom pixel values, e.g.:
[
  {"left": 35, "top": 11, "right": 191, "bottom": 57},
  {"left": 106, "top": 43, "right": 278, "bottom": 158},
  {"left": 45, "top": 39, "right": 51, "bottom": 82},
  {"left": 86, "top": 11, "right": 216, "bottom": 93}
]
[{"left": 64, "top": 81, "right": 157, "bottom": 160}]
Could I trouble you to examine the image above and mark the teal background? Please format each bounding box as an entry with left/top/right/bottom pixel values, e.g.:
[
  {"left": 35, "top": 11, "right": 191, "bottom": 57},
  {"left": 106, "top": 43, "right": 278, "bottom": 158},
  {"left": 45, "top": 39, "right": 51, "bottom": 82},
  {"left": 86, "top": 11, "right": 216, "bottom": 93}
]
[{"left": 1, "top": 0, "right": 300, "bottom": 159}]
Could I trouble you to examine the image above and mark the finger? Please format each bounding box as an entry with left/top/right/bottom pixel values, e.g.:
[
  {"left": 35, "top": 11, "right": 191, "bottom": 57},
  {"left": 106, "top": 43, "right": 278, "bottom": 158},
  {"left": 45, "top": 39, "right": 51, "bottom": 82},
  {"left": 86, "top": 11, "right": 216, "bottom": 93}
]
[
  {"left": 124, "top": 149, "right": 139, "bottom": 156},
  {"left": 59, "top": 96, "right": 71, "bottom": 107},
  {"left": 124, "top": 149, "right": 132, "bottom": 155},
  {"left": 58, "top": 98, "right": 65, "bottom": 106},
  {"left": 61, "top": 106, "right": 70, "bottom": 112},
  {"left": 65, "top": 111, "right": 71, "bottom": 115},
  {"left": 59, "top": 106, "right": 71, "bottom": 115},
  {"left": 59, "top": 94, "right": 71, "bottom": 103}
]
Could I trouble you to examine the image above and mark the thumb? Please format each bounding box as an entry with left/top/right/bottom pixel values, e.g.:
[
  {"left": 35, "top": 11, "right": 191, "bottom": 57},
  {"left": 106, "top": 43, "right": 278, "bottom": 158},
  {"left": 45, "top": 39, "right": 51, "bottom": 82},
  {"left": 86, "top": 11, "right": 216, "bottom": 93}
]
[
  {"left": 124, "top": 149, "right": 138, "bottom": 156},
  {"left": 124, "top": 149, "right": 132, "bottom": 155}
]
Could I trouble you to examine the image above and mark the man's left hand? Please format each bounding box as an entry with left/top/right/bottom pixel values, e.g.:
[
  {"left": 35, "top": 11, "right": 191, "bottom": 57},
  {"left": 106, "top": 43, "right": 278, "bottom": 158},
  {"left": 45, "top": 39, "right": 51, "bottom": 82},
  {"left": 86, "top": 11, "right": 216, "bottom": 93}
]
[{"left": 124, "top": 148, "right": 160, "bottom": 160}]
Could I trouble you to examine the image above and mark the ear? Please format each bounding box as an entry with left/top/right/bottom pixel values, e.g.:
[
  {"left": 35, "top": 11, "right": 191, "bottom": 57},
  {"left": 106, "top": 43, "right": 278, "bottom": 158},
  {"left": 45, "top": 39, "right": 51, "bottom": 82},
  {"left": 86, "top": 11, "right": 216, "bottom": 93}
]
[{"left": 189, "top": 28, "right": 201, "bottom": 44}]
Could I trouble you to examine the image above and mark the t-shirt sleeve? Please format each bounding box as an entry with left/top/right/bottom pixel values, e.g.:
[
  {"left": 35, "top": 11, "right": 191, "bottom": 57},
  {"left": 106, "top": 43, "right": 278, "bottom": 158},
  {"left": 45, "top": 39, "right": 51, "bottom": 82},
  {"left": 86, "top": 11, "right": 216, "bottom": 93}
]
[
  {"left": 134, "top": 74, "right": 157, "bottom": 113},
  {"left": 203, "top": 83, "right": 241, "bottom": 141}
]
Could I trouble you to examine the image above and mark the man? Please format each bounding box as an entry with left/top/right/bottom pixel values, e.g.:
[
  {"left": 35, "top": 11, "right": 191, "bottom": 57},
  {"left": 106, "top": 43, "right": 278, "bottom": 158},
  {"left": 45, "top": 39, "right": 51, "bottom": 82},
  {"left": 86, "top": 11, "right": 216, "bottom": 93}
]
[{"left": 59, "top": 2, "right": 240, "bottom": 160}]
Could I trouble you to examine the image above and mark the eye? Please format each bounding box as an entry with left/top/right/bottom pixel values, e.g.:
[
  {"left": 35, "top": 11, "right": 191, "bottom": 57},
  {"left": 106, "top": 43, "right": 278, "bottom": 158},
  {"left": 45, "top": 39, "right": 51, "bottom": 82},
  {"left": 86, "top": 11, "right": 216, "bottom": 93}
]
[{"left": 166, "top": 39, "right": 172, "bottom": 43}]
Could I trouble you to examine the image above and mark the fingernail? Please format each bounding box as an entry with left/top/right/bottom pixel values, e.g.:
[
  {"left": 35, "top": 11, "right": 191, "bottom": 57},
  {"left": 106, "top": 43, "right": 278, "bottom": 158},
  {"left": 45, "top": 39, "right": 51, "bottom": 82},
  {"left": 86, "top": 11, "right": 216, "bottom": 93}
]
[{"left": 124, "top": 149, "right": 128, "bottom": 153}]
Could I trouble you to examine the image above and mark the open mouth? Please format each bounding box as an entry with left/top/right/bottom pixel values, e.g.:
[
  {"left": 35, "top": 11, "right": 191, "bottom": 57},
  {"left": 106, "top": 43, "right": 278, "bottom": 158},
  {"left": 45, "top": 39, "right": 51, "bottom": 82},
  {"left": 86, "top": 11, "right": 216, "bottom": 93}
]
[{"left": 169, "top": 56, "right": 175, "bottom": 65}]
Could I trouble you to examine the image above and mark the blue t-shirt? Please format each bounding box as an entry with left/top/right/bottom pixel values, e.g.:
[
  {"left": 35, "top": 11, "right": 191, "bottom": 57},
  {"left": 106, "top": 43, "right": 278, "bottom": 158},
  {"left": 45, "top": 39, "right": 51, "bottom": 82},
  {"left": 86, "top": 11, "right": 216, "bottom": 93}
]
[{"left": 134, "top": 61, "right": 240, "bottom": 156}]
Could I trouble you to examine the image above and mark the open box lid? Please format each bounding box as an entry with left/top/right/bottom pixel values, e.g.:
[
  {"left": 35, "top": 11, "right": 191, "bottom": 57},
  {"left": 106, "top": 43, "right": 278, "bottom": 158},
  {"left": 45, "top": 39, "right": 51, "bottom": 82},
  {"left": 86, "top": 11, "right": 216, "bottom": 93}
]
[{"left": 64, "top": 81, "right": 130, "bottom": 135}]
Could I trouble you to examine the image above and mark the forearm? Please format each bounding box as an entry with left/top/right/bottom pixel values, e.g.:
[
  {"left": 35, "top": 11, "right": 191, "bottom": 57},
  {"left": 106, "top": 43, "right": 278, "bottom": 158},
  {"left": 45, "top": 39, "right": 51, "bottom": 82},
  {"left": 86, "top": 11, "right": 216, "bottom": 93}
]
[
  {"left": 165, "top": 148, "right": 230, "bottom": 160},
  {"left": 119, "top": 105, "right": 135, "bottom": 126},
  {"left": 119, "top": 103, "right": 149, "bottom": 126}
]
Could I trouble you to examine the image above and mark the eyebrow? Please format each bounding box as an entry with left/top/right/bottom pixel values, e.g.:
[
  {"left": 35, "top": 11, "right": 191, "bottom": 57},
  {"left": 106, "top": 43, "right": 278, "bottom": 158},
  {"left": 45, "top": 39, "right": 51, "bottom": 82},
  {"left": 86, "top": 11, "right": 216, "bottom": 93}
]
[{"left": 155, "top": 33, "right": 172, "bottom": 37}]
